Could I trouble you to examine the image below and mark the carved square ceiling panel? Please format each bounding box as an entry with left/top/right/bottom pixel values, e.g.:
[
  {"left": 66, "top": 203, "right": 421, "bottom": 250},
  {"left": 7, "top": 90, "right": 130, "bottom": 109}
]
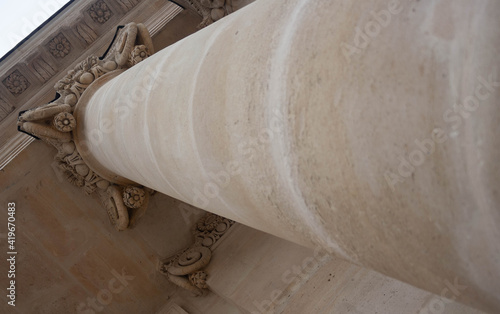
[
  {"left": 2, "top": 70, "right": 30, "bottom": 96},
  {"left": 88, "top": 0, "right": 113, "bottom": 24},
  {"left": 47, "top": 33, "right": 72, "bottom": 59}
]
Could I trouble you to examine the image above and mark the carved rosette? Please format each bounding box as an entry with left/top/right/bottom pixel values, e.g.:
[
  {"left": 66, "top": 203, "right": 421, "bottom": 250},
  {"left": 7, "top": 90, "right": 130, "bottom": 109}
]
[
  {"left": 123, "top": 186, "right": 146, "bottom": 208},
  {"left": 48, "top": 33, "right": 71, "bottom": 58},
  {"left": 3, "top": 70, "right": 30, "bottom": 96},
  {"left": 17, "top": 23, "right": 155, "bottom": 232},
  {"left": 53, "top": 112, "right": 76, "bottom": 132},
  {"left": 194, "top": 213, "right": 234, "bottom": 248},
  {"left": 189, "top": 271, "right": 208, "bottom": 289},
  {"left": 160, "top": 213, "right": 235, "bottom": 295},
  {"left": 88, "top": 0, "right": 113, "bottom": 24},
  {"left": 128, "top": 45, "right": 151, "bottom": 67}
]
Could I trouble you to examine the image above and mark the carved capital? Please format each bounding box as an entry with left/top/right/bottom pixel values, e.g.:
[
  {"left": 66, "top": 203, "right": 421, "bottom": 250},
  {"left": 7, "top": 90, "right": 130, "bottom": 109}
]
[{"left": 17, "top": 23, "right": 156, "bottom": 232}]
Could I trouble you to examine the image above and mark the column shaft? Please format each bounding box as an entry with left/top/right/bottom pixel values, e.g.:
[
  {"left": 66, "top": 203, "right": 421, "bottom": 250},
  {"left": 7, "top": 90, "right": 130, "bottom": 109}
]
[{"left": 75, "top": 0, "right": 500, "bottom": 312}]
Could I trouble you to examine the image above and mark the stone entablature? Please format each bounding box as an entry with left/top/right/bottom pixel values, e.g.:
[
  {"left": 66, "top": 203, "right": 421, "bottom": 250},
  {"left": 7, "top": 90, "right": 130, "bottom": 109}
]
[{"left": 0, "top": 0, "right": 183, "bottom": 169}]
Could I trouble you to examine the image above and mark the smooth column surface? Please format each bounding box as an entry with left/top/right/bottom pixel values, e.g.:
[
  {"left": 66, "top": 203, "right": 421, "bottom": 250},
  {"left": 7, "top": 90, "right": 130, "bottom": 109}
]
[{"left": 76, "top": 0, "right": 500, "bottom": 312}]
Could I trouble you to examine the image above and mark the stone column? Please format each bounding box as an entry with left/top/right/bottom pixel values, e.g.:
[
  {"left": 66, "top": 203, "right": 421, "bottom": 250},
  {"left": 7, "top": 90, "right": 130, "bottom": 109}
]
[{"left": 74, "top": 0, "right": 500, "bottom": 312}]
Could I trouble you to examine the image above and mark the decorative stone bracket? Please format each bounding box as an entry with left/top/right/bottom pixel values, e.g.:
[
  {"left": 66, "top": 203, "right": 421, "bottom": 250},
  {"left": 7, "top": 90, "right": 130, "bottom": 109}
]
[
  {"left": 185, "top": 0, "right": 233, "bottom": 28},
  {"left": 159, "top": 213, "right": 235, "bottom": 296},
  {"left": 17, "top": 23, "right": 154, "bottom": 231}
]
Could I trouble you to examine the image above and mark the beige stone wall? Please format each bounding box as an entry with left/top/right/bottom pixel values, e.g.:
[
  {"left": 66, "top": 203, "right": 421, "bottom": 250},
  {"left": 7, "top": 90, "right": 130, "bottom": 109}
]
[
  {"left": 207, "top": 224, "right": 484, "bottom": 314},
  {"left": 0, "top": 140, "right": 239, "bottom": 313}
]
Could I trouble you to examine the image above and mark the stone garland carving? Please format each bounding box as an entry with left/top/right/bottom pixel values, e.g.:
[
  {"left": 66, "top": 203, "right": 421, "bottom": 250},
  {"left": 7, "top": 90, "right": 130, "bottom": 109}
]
[
  {"left": 17, "top": 23, "right": 154, "bottom": 231},
  {"left": 3, "top": 70, "right": 31, "bottom": 96},
  {"left": 186, "top": 0, "right": 233, "bottom": 28},
  {"left": 74, "top": 20, "right": 98, "bottom": 45},
  {"left": 31, "top": 57, "right": 57, "bottom": 83},
  {"left": 48, "top": 33, "right": 72, "bottom": 59},
  {"left": 88, "top": 0, "right": 113, "bottom": 24},
  {"left": 160, "top": 213, "right": 235, "bottom": 296}
]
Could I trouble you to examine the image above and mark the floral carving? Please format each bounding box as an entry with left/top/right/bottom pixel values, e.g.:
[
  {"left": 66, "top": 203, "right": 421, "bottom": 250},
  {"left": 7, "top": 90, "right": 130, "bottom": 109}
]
[
  {"left": 16, "top": 23, "right": 157, "bottom": 232},
  {"left": 54, "top": 55, "right": 114, "bottom": 105},
  {"left": 3, "top": 70, "right": 30, "bottom": 96},
  {"left": 196, "top": 213, "right": 222, "bottom": 232},
  {"left": 48, "top": 33, "right": 71, "bottom": 58},
  {"left": 160, "top": 213, "right": 235, "bottom": 295},
  {"left": 189, "top": 271, "right": 208, "bottom": 289},
  {"left": 53, "top": 112, "right": 76, "bottom": 132},
  {"left": 128, "top": 45, "right": 151, "bottom": 66},
  {"left": 88, "top": 0, "right": 112, "bottom": 24},
  {"left": 193, "top": 213, "right": 234, "bottom": 248},
  {"left": 53, "top": 23, "right": 152, "bottom": 107},
  {"left": 123, "top": 186, "right": 146, "bottom": 208},
  {"left": 17, "top": 100, "right": 153, "bottom": 231}
]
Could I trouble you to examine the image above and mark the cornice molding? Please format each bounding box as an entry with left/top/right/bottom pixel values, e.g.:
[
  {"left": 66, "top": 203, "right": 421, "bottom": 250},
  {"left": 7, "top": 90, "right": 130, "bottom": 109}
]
[
  {"left": 0, "top": 0, "right": 183, "bottom": 171},
  {"left": 0, "top": 133, "right": 34, "bottom": 171},
  {"left": 144, "top": 3, "right": 184, "bottom": 36}
]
